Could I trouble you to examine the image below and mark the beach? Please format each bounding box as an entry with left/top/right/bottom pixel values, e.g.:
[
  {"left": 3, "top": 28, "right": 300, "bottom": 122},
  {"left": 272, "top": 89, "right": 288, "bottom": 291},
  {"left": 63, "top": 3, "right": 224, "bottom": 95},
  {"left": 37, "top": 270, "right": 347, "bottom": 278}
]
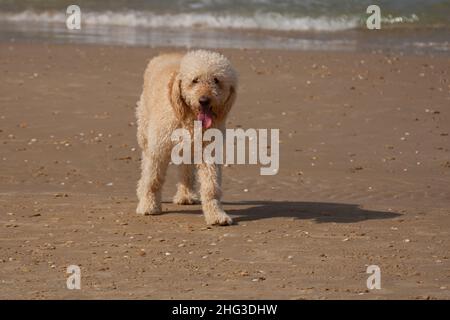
[{"left": 0, "top": 42, "right": 449, "bottom": 299}]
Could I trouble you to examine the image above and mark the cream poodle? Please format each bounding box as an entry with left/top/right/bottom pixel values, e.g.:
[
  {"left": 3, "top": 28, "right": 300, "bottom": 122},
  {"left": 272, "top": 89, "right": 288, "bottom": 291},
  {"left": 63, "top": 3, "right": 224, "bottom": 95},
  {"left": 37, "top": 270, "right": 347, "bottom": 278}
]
[{"left": 136, "top": 50, "right": 238, "bottom": 225}]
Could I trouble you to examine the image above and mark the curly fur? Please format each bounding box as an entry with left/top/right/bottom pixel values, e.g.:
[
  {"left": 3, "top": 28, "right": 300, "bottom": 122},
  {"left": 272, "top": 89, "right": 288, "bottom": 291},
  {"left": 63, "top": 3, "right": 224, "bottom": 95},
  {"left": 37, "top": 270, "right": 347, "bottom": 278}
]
[{"left": 136, "top": 50, "right": 238, "bottom": 225}]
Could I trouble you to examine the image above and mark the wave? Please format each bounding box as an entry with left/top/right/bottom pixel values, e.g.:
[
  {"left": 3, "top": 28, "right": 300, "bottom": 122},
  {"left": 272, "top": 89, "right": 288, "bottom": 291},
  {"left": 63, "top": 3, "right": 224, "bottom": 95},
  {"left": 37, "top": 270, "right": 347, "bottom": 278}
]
[{"left": 0, "top": 10, "right": 363, "bottom": 32}]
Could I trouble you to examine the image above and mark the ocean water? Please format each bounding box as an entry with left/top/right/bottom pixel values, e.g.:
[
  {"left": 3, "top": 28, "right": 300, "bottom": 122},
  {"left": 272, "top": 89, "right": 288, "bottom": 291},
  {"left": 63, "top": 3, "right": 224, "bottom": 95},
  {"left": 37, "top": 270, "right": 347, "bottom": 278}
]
[{"left": 0, "top": 0, "right": 449, "bottom": 52}]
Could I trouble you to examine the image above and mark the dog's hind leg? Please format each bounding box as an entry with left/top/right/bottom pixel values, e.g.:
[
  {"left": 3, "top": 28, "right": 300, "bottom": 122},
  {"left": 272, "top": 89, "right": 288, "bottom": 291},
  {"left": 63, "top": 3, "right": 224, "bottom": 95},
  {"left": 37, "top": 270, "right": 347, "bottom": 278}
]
[{"left": 173, "top": 164, "right": 199, "bottom": 205}]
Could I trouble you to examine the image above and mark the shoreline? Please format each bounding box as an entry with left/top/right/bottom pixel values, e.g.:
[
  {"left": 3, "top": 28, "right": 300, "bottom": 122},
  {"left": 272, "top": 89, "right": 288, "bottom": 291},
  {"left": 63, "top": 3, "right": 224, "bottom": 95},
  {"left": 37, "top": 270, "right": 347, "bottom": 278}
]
[{"left": 1, "top": 21, "right": 449, "bottom": 54}]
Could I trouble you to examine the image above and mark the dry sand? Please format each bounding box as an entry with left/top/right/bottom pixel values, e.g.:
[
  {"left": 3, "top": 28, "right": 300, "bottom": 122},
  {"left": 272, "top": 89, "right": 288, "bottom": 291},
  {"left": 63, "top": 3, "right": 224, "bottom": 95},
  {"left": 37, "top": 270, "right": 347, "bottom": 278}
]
[{"left": 0, "top": 43, "right": 449, "bottom": 299}]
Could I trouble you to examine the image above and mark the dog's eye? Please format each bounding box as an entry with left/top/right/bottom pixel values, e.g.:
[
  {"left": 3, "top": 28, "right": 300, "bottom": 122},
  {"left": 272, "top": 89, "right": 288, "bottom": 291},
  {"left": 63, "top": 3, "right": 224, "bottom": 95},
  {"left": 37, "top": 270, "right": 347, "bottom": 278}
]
[
  {"left": 192, "top": 78, "right": 199, "bottom": 84},
  {"left": 214, "top": 77, "right": 219, "bottom": 84}
]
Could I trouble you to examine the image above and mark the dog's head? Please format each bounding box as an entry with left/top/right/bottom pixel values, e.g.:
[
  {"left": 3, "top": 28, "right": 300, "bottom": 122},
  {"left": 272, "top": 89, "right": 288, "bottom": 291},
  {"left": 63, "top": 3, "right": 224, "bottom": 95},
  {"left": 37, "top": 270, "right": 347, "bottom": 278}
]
[{"left": 169, "top": 50, "right": 238, "bottom": 129}]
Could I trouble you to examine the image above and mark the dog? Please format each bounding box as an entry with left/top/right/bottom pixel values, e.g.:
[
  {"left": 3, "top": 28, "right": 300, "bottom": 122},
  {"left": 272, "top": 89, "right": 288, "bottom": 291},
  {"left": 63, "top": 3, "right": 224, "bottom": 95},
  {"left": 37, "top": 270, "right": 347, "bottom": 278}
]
[{"left": 136, "top": 50, "right": 238, "bottom": 225}]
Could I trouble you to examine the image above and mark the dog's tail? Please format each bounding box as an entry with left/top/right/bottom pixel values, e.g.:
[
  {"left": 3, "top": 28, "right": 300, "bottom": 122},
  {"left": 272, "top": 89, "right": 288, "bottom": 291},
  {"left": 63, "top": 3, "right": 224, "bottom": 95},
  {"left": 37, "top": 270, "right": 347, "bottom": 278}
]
[{"left": 135, "top": 94, "right": 148, "bottom": 150}]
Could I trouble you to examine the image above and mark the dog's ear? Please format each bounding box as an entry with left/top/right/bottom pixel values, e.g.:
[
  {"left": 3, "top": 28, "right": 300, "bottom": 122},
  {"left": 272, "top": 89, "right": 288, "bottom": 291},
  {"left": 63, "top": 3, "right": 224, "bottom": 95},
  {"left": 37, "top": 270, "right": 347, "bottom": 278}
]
[
  {"left": 216, "top": 85, "right": 236, "bottom": 123},
  {"left": 168, "top": 71, "right": 189, "bottom": 120}
]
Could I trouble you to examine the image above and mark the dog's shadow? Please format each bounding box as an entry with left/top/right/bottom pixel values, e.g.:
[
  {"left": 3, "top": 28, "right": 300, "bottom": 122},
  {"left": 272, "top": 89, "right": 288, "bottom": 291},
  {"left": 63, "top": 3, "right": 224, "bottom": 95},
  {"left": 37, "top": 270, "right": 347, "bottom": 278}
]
[{"left": 164, "top": 200, "right": 401, "bottom": 224}]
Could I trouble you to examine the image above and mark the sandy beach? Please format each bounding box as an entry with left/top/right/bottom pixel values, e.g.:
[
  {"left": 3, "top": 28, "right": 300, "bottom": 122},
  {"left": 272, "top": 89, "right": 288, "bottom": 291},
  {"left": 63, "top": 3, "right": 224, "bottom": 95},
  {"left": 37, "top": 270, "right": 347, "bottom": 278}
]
[{"left": 0, "top": 42, "right": 449, "bottom": 299}]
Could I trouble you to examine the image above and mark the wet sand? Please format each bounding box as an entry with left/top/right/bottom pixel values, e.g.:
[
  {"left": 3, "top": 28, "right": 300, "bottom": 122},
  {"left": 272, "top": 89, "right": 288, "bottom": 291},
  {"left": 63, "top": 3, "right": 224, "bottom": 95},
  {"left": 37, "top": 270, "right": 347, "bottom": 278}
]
[{"left": 0, "top": 43, "right": 449, "bottom": 299}]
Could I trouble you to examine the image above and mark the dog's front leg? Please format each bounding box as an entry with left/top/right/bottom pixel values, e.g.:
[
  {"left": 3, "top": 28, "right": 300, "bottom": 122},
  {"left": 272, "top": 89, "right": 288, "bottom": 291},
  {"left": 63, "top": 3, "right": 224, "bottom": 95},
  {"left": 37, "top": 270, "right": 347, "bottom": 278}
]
[
  {"left": 136, "top": 148, "right": 170, "bottom": 215},
  {"left": 197, "top": 163, "right": 232, "bottom": 226}
]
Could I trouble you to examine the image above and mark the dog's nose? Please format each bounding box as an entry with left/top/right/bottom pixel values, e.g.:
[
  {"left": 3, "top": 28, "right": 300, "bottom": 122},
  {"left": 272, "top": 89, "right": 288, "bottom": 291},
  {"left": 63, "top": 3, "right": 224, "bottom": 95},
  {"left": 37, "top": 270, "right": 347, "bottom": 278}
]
[{"left": 199, "top": 96, "right": 211, "bottom": 107}]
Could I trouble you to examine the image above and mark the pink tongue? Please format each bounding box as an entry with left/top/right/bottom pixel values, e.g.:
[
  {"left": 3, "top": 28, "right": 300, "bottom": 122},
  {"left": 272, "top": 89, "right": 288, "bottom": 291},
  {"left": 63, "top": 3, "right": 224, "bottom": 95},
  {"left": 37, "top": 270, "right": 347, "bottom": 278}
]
[{"left": 198, "top": 111, "right": 213, "bottom": 129}]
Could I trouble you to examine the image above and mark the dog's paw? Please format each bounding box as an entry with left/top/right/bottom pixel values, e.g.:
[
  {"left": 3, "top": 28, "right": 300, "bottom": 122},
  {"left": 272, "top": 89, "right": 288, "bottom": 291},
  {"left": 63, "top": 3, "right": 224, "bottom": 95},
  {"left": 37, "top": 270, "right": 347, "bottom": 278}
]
[
  {"left": 173, "top": 191, "right": 200, "bottom": 205},
  {"left": 205, "top": 210, "right": 233, "bottom": 226},
  {"left": 136, "top": 201, "right": 161, "bottom": 215}
]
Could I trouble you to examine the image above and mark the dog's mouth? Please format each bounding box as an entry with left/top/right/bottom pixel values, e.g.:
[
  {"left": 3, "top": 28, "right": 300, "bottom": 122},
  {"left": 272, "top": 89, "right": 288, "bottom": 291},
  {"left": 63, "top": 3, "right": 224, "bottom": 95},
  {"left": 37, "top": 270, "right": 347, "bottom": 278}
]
[{"left": 197, "top": 106, "right": 215, "bottom": 129}]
